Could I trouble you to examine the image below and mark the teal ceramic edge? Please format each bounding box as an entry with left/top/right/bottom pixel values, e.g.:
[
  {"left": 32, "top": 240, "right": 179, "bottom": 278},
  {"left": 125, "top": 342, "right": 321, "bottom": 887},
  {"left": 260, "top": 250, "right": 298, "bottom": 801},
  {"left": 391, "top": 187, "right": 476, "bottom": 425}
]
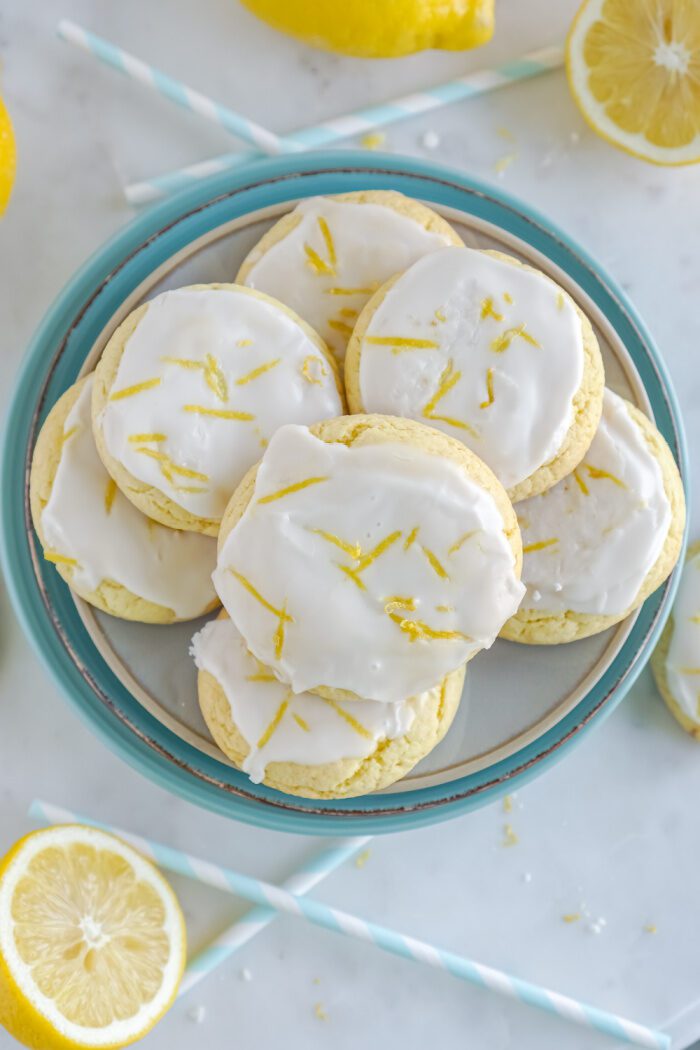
[{"left": 1, "top": 150, "right": 689, "bottom": 835}]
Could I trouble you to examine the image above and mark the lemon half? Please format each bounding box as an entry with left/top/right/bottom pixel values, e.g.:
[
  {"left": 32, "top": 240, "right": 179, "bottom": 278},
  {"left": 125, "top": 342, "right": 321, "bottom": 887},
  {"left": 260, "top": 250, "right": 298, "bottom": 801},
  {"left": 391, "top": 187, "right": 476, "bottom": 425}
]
[
  {"left": 567, "top": 0, "right": 700, "bottom": 165},
  {"left": 240, "top": 0, "right": 494, "bottom": 58},
  {"left": 0, "top": 825, "right": 186, "bottom": 1050}
]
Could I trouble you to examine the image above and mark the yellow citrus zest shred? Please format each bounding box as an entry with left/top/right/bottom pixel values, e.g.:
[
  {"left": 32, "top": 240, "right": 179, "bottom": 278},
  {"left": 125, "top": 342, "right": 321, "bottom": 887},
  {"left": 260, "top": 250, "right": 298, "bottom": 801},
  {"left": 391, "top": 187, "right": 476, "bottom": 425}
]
[
  {"left": 109, "top": 377, "right": 161, "bottom": 401},
  {"left": 257, "top": 476, "right": 329, "bottom": 505}
]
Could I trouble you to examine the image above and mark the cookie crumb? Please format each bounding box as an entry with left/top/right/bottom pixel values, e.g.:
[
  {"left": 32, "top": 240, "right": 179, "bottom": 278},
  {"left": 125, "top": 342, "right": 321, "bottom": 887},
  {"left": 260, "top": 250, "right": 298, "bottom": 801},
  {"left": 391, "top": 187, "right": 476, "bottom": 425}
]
[
  {"left": 312, "top": 977, "right": 321, "bottom": 985},
  {"left": 421, "top": 130, "right": 440, "bottom": 150},
  {"left": 188, "top": 1005, "right": 206, "bottom": 1024},
  {"left": 503, "top": 794, "right": 513, "bottom": 813},
  {"left": 497, "top": 126, "right": 516, "bottom": 143},
  {"left": 314, "top": 1002, "right": 329, "bottom": 1021},
  {"left": 644, "top": 923, "right": 657, "bottom": 934},
  {"left": 562, "top": 913, "right": 581, "bottom": 924},
  {"left": 494, "top": 152, "right": 517, "bottom": 177},
  {"left": 355, "top": 848, "right": 371, "bottom": 869},
  {"left": 239, "top": 967, "right": 253, "bottom": 982},
  {"left": 502, "top": 823, "right": 518, "bottom": 847},
  {"left": 360, "top": 132, "right": 386, "bottom": 151}
]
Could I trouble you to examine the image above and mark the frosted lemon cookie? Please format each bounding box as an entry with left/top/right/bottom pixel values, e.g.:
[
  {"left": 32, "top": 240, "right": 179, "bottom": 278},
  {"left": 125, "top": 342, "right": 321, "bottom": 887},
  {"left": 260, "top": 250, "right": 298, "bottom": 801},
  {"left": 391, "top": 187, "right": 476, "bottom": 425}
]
[
  {"left": 652, "top": 543, "right": 700, "bottom": 739},
  {"left": 345, "top": 247, "right": 604, "bottom": 502},
  {"left": 502, "top": 390, "right": 685, "bottom": 645},
  {"left": 92, "top": 284, "right": 344, "bottom": 535},
  {"left": 192, "top": 613, "right": 464, "bottom": 798},
  {"left": 236, "top": 192, "right": 463, "bottom": 363},
  {"left": 213, "top": 414, "right": 524, "bottom": 704},
  {"left": 30, "top": 375, "right": 218, "bottom": 623}
]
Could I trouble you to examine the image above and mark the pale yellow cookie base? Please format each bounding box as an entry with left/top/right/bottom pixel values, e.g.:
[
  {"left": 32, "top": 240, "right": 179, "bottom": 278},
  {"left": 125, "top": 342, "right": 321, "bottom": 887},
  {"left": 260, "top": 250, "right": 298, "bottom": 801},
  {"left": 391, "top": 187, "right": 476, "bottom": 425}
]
[
  {"left": 198, "top": 614, "right": 465, "bottom": 799},
  {"left": 344, "top": 249, "right": 605, "bottom": 504},
  {"left": 29, "top": 375, "right": 219, "bottom": 623},
  {"left": 235, "top": 189, "right": 464, "bottom": 287},
  {"left": 650, "top": 540, "right": 700, "bottom": 738},
  {"left": 218, "top": 412, "right": 522, "bottom": 702},
  {"left": 501, "top": 400, "right": 686, "bottom": 645},
  {"left": 92, "top": 283, "right": 345, "bottom": 537}
]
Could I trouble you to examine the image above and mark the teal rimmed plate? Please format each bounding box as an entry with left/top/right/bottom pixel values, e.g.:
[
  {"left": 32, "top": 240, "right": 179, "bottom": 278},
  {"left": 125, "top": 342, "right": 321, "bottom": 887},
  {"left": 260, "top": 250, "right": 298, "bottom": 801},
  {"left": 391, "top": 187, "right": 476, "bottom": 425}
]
[{"left": 0, "top": 151, "right": 688, "bottom": 835}]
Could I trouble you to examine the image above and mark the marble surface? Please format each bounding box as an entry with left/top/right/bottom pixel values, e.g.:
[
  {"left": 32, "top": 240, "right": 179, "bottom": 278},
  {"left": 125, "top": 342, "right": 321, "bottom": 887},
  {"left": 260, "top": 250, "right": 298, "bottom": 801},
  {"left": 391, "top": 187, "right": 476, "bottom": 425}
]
[{"left": 1, "top": 0, "right": 700, "bottom": 1048}]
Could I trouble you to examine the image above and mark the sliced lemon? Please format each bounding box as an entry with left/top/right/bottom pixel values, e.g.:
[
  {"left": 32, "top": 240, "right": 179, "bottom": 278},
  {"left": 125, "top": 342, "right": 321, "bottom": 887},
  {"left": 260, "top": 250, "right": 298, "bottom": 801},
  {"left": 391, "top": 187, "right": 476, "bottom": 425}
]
[
  {"left": 0, "top": 825, "right": 186, "bottom": 1050},
  {"left": 567, "top": 0, "right": 700, "bottom": 165},
  {"left": 0, "top": 95, "right": 16, "bottom": 214}
]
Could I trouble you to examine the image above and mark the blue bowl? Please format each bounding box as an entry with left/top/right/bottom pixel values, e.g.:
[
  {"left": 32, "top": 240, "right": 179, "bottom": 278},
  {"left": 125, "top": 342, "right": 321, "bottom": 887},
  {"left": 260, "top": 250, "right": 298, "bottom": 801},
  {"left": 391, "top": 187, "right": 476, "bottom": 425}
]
[{"left": 1, "top": 151, "right": 688, "bottom": 834}]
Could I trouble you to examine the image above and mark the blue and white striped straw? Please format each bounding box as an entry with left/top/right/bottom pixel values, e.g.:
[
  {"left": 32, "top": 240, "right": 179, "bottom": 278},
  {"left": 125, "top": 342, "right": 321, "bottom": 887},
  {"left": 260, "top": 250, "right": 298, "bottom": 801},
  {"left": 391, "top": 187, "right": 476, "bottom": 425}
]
[
  {"left": 180, "top": 834, "right": 370, "bottom": 996},
  {"left": 58, "top": 24, "right": 561, "bottom": 205},
  {"left": 30, "top": 800, "right": 669, "bottom": 1049},
  {"left": 57, "top": 20, "right": 299, "bottom": 156}
]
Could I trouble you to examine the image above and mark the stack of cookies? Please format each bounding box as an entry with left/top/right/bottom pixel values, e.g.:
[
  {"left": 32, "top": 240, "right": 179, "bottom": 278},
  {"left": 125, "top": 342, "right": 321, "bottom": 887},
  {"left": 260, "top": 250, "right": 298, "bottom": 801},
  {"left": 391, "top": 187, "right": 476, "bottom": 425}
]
[{"left": 30, "top": 190, "right": 687, "bottom": 800}]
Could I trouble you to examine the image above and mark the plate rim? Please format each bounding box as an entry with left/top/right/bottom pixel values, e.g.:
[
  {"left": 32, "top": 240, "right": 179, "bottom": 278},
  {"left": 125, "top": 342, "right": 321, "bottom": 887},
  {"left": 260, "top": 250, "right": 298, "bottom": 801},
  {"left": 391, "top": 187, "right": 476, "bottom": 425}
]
[{"left": 1, "top": 149, "right": 689, "bottom": 835}]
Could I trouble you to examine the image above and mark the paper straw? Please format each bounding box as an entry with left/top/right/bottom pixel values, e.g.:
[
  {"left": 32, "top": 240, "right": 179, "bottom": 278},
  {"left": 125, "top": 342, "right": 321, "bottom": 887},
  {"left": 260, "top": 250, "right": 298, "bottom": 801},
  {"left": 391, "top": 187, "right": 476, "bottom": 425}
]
[
  {"left": 124, "top": 44, "right": 564, "bottom": 204},
  {"left": 30, "top": 800, "right": 669, "bottom": 1049},
  {"left": 57, "top": 20, "right": 299, "bottom": 156},
  {"left": 180, "top": 835, "right": 370, "bottom": 996}
]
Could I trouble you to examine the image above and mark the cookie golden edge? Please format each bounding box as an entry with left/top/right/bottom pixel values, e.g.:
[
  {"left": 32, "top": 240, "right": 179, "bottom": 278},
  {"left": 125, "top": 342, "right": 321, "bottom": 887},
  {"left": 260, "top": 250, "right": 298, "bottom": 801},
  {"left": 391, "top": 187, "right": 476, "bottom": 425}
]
[
  {"left": 501, "top": 400, "right": 687, "bottom": 645},
  {"left": 91, "top": 283, "right": 346, "bottom": 537},
  {"left": 235, "top": 190, "right": 464, "bottom": 284},
  {"left": 217, "top": 412, "right": 523, "bottom": 703},
  {"left": 29, "top": 375, "right": 219, "bottom": 624},
  {"left": 650, "top": 540, "right": 700, "bottom": 739},
  {"left": 198, "top": 614, "right": 465, "bottom": 799},
  {"left": 344, "top": 249, "right": 605, "bottom": 504}
]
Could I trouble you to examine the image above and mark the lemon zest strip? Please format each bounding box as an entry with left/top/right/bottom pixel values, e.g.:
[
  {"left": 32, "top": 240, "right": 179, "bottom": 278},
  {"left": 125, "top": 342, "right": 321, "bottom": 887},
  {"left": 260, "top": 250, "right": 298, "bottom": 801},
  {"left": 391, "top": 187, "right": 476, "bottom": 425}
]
[
  {"left": 585, "top": 464, "right": 627, "bottom": 489},
  {"left": 448, "top": 530, "right": 477, "bottom": 555},
  {"left": 573, "top": 468, "right": 589, "bottom": 495},
  {"left": 257, "top": 694, "right": 291, "bottom": 749},
  {"left": 311, "top": 529, "right": 362, "bottom": 559},
  {"left": 60, "top": 425, "right": 79, "bottom": 446},
  {"left": 480, "top": 297, "right": 504, "bottom": 322},
  {"left": 490, "top": 324, "right": 540, "bottom": 353},
  {"left": 326, "top": 286, "right": 376, "bottom": 296},
  {"left": 479, "top": 367, "right": 495, "bottom": 409},
  {"left": 304, "top": 243, "right": 334, "bottom": 277},
  {"left": 522, "top": 538, "right": 558, "bottom": 554},
  {"left": 365, "top": 335, "right": 439, "bottom": 353},
  {"left": 293, "top": 714, "right": 310, "bottom": 732},
  {"left": 337, "top": 564, "right": 366, "bottom": 590},
  {"left": 44, "top": 550, "right": 79, "bottom": 567},
  {"left": 301, "top": 355, "right": 328, "bottom": 386},
  {"left": 235, "top": 359, "right": 281, "bottom": 386},
  {"left": 109, "top": 378, "right": 161, "bottom": 401},
  {"left": 104, "top": 478, "right": 117, "bottom": 514},
  {"left": 135, "top": 447, "right": 209, "bottom": 481},
  {"left": 403, "top": 526, "right": 420, "bottom": 551},
  {"left": 128, "top": 432, "right": 166, "bottom": 443},
  {"left": 323, "top": 698, "right": 373, "bottom": 740},
  {"left": 317, "top": 217, "right": 337, "bottom": 268},
  {"left": 387, "top": 613, "right": 471, "bottom": 644},
  {"left": 355, "top": 530, "right": 402, "bottom": 573},
  {"left": 228, "top": 569, "right": 293, "bottom": 623},
  {"left": 183, "top": 405, "right": 254, "bottom": 421},
  {"left": 420, "top": 544, "right": 449, "bottom": 580},
  {"left": 257, "top": 476, "right": 329, "bottom": 504},
  {"left": 328, "top": 319, "right": 354, "bottom": 336}
]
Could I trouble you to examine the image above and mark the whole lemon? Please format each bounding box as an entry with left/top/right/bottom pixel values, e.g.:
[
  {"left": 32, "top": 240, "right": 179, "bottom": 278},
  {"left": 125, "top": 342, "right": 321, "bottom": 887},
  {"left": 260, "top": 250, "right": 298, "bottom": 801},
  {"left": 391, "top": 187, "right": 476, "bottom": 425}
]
[
  {"left": 240, "top": 0, "right": 495, "bottom": 58},
  {"left": 0, "top": 96, "right": 16, "bottom": 215}
]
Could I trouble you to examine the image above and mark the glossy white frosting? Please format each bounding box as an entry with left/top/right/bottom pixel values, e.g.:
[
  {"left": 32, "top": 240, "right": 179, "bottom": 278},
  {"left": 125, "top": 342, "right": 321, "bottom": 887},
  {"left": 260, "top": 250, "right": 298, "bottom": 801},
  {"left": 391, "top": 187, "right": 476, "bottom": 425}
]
[
  {"left": 356, "top": 247, "right": 585, "bottom": 490},
  {"left": 98, "top": 287, "right": 342, "bottom": 520},
  {"left": 240, "top": 196, "right": 456, "bottom": 361},
  {"left": 213, "top": 423, "right": 523, "bottom": 702},
  {"left": 41, "top": 376, "right": 217, "bottom": 618},
  {"left": 666, "top": 548, "right": 700, "bottom": 723},
  {"left": 515, "top": 389, "right": 672, "bottom": 617},
  {"left": 191, "top": 617, "right": 417, "bottom": 783}
]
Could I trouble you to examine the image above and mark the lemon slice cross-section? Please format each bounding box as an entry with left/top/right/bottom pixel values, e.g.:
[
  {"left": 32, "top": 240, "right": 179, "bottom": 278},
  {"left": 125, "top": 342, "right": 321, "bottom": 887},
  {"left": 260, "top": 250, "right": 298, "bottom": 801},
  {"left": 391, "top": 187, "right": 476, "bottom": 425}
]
[
  {"left": 0, "top": 825, "right": 186, "bottom": 1050},
  {"left": 567, "top": 0, "right": 700, "bottom": 165}
]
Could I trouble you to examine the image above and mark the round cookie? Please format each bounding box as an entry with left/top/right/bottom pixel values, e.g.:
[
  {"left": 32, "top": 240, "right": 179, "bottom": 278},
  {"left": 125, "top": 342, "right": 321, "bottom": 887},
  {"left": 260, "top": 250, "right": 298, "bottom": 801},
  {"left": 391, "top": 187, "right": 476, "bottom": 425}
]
[
  {"left": 236, "top": 191, "right": 463, "bottom": 363},
  {"left": 30, "top": 375, "right": 219, "bottom": 623},
  {"left": 192, "top": 612, "right": 464, "bottom": 799},
  {"left": 651, "top": 542, "right": 700, "bottom": 739},
  {"left": 501, "top": 389, "right": 685, "bottom": 645},
  {"left": 213, "top": 413, "right": 524, "bottom": 704},
  {"left": 92, "top": 283, "right": 344, "bottom": 536},
  {"left": 345, "top": 246, "right": 604, "bottom": 502}
]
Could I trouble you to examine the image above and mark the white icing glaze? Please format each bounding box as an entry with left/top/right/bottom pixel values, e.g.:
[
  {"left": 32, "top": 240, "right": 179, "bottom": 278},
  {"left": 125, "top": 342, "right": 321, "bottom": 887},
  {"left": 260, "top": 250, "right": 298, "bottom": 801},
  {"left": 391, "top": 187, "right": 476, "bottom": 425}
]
[
  {"left": 515, "top": 389, "right": 672, "bottom": 617},
  {"left": 665, "top": 549, "right": 700, "bottom": 723},
  {"left": 41, "top": 377, "right": 217, "bottom": 618},
  {"left": 191, "top": 617, "right": 417, "bottom": 783},
  {"left": 356, "top": 247, "right": 584, "bottom": 490},
  {"left": 213, "top": 424, "right": 523, "bottom": 703},
  {"left": 98, "top": 287, "right": 342, "bottom": 520},
  {"left": 240, "top": 196, "right": 455, "bottom": 361}
]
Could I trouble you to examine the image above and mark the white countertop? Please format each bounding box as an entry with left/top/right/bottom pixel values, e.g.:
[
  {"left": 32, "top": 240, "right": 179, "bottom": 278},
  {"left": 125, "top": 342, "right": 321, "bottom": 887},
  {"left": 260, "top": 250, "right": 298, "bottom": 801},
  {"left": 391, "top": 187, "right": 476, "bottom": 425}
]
[{"left": 2, "top": 1, "right": 700, "bottom": 1048}]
